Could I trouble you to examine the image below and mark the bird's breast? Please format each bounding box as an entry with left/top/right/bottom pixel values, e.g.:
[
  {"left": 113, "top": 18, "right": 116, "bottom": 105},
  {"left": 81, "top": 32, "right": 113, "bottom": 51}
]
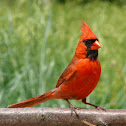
[
  {"left": 73, "top": 58, "right": 101, "bottom": 99},
  {"left": 55, "top": 58, "right": 101, "bottom": 100}
]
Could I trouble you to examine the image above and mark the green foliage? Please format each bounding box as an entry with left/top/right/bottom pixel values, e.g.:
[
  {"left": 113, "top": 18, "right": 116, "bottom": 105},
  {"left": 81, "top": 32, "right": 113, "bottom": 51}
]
[{"left": 0, "top": 0, "right": 126, "bottom": 108}]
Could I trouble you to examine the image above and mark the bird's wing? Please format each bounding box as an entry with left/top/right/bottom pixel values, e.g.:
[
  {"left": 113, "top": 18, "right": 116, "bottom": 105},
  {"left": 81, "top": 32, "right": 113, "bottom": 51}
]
[{"left": 56, "top": 63, "right": 76, "bottom": 88}]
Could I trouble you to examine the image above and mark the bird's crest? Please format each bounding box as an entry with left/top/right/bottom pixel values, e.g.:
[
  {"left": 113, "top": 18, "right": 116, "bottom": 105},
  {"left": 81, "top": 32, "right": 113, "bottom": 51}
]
[{"left": 79, "top": 20, "right": 98, "bottom": 43}]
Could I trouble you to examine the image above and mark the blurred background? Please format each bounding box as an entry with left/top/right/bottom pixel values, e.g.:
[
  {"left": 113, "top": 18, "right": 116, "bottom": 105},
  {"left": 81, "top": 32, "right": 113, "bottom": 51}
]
[{"left": 0, "top": 0, "right": 126, "bottom": 109}]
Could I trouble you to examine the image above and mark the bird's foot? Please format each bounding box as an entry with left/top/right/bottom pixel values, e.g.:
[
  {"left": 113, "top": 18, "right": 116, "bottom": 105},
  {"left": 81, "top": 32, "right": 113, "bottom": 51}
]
[
  {"left": 69, "top": 104, "right": 79, "bottom": 118},
  {"left": 82, "top": 98, "right": 106, "bottom": 111},
  {"left": 96, "top": 106, "right": 106, "bottom": 111}
]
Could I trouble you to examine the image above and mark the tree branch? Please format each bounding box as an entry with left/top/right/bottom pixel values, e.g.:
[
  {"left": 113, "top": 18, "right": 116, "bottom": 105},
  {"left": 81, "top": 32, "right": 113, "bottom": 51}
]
[{"left": 0, "top": 108, "right": 126, "bottom": 126}]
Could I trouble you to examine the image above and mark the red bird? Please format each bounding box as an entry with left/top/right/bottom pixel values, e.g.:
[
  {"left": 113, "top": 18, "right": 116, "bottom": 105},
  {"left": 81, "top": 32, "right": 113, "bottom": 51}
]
[{"left": 8, "top": 21, "right": 103, "bottom": 116}]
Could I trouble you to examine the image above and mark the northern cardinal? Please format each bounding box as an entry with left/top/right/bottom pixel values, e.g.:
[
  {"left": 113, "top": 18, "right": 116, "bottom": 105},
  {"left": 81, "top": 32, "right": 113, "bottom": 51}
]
[{"left": 8, "top": 21, "right": 103, "bottom": 116}]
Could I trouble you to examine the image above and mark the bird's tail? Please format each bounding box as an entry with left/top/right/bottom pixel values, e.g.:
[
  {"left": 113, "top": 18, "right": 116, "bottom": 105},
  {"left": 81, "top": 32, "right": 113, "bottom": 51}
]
[{"left": 8, "top": 89, "right": 56, "bottom": 108}]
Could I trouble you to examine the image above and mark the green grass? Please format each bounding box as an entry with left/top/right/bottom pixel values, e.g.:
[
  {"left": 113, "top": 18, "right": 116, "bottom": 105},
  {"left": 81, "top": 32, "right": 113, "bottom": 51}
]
[{"left": 0, "top": 0, "right": 126, "bottom": 109}]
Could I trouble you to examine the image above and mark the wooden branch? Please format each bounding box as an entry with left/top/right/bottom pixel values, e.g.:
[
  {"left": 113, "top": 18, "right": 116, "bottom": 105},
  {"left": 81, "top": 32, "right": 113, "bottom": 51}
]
[{"left": 0, "top": 108, "right": 126, "bottom": 126}]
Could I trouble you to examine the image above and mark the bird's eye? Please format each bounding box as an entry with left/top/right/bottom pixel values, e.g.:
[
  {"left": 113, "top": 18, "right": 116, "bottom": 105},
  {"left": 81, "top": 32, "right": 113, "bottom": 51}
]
[
  {"left": 84, "top": 39, "right": 98, "bottom": 45},
  {"left": 90, "top": 39, "right": 98, "bottom": 44}
]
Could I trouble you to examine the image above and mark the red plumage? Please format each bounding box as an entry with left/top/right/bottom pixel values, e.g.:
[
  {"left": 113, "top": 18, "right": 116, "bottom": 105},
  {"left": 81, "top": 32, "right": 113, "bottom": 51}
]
[{"left": 8, "top": 21, "right": 103, "bottom": 115}]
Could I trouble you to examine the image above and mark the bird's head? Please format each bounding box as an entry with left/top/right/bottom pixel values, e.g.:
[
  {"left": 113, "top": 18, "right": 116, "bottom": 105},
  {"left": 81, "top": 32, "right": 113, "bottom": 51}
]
[
  {"left": 79, "top": 20, "right": 101, "bottom": 50},
  {"left": 75, "top": 21, "right": 101, "bottom": 60}
]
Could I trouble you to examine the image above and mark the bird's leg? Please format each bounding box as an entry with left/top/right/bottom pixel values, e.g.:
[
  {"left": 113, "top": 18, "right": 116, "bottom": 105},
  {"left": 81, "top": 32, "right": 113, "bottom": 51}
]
[
  {"left": 65, "top": 99, "right": 79, "bottom": 118},
  {"left": 82, "top": 98, "right": 106, "bottom": 111}
]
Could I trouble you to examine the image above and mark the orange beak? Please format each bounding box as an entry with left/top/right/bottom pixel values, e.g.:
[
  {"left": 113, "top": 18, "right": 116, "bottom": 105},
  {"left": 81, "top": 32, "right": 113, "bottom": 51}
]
[{"left": 90, "top": 40, "right": 101, "bottom": 50}]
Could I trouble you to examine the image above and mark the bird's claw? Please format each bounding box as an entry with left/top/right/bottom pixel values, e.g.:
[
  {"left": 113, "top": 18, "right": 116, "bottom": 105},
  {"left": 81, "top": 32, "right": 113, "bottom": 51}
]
[
  {"left": 96, "top": 106, "right": 106, "bottom": 111},
  {"left": 69, "top": 104, "right": 79, "bottom": 118}
]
